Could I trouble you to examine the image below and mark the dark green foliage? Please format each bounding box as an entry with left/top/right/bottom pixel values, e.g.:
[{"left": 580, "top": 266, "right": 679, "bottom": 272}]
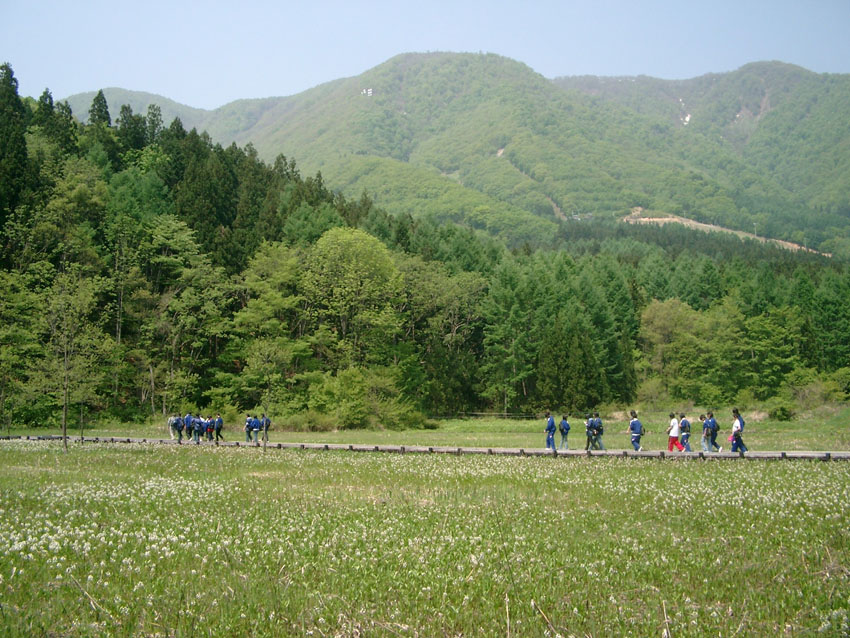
[
  {"left": 116, "top": 104, "right": 147, "bottom": 152},
  {"left": 88, "top": 89, "right": 111, "bottom": 127},
  {"left": 0, "top": 64, "right": 30, "bottom": 231}
]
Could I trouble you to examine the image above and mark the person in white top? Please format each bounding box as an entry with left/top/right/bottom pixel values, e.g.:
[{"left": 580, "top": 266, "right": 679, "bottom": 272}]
[
  {"left": 731, "top": 407, "right": 747, "bottom": 454},
  {"left": 666, "top": 412, "right": 684, "bottom": 451}
]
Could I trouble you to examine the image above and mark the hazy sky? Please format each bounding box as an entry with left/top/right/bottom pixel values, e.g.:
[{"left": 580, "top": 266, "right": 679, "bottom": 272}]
[{"left": 4, "top": 0, "right": 850, "bottom": 110}]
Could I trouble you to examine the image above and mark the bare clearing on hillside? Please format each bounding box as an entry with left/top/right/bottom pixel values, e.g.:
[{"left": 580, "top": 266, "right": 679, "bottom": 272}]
[{"left": 623, "top": 208, "right": 831, "bottom": 257}]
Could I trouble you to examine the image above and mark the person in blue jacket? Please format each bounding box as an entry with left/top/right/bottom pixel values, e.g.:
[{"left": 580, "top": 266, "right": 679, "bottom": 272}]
[
  {"left": 592, "top": 411, "right": 606, "bottom": 450},
  {"left": 261, "top": 413, "right": 271, "bottom": 442},
  {"left": 558, "top": 415, "right": 570, "bottom": 450},
  {"left": 679, "top": 412, "right": 692, "bottom": 451},
  {"left": 214, "top": 413, "right": 224, "bottom": 441},
  {"left": 544, "top": 411, "right": 556, "bottom": 450},
  {"left": 706, "top": 411, "right": 721, "bottom": 453},
  {"left": 182, "top": 412, "right": 193, "bottom": 444},
  {"left": 251, "top": 415, "right": 262, "bottom": 444},
  {"left": 172, "top": 414, "right": 184, "bottom": 443},
  {"left": 628, "top": 410, "right": 644, "bottom": 451},
  {"left": 193, "top": 415, "right": 204, "bottom": 444}
]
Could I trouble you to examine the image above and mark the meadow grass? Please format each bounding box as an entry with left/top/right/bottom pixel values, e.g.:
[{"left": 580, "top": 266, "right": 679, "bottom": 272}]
[{"left": 1, "top": 441, "right": 849, "bottom": 636}]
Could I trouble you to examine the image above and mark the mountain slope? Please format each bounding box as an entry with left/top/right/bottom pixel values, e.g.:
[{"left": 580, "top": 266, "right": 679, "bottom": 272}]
[{"left": 63, "top": 54, "right": 850, "bottom": 250}]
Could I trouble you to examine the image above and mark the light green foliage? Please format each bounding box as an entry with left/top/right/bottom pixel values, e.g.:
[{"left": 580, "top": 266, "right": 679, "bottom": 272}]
[
  {"left": 301, "top": 227, "right": 403, "bottom": 367},
  {"left": 0, "top": 271, "right": 44, "bottom": 433},
  {"left": 282, "top": 201, "right": 343, "bottom": 246},
  {"left": 42, "top": 269, "right": 113, "bottom": 444}
]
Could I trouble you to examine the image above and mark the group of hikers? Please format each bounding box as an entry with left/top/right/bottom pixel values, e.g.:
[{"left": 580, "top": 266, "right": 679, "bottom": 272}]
[
  {"left": 167, "top": 413, "right": 224, "bottom": 443},
  {"left": 169, "top": 407, "right": 749, "bottom": 453},
  {"left": 544, "top": 407, "right": 748, "bottom": 454},
  {"left": 166, "top": 413, "right": 272, "bottom": 444}
]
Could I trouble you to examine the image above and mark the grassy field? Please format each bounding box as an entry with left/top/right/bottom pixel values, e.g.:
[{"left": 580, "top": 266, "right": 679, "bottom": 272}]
[
  {"left": 1, "top": 441, "right": 849, "bottom": 636},
  {"left": 6, "top": 404, "right": 850, "bottom": 452}
]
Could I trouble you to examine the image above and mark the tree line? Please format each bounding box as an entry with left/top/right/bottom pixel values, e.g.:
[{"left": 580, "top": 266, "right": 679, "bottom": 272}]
[{"left": 1, "top": 64, "right": 849, "bottom": 433}]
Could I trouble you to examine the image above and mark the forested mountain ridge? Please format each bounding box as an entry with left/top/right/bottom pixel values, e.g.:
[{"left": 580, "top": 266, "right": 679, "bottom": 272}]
[{"left": 64, "top": 53, "right": 850, "bottom": 254}]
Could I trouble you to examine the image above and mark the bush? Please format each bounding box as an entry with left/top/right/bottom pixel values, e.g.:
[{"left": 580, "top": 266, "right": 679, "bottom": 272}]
[
  {"left": 782, "top": 368, "right": 839, "bottom": 410},
  {"left": 284, "top": 410, "right": 338, "bottom": 432},
  {"left": 766, "top": 399, "right": 795, "bottom": 421},
  {"left": 297, "top": 367, "right": 430, "bottom": 430},
  {"left": 636, "top": 378, "right": 668, "bottom": 410},
  {"left": 828, "top": 367, "right": 850, "bottom": 400}
]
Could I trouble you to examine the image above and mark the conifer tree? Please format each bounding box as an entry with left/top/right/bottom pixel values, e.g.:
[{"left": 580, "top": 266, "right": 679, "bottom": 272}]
[
  {"left": 88, "top": 89, "right": 111, "bottom": 126},
  {"left": 0, "top": 63, "right": 28, "bottom": 231}
]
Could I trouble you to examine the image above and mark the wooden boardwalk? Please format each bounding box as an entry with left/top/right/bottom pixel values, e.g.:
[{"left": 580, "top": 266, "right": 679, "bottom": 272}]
[{"left": 4, "top": 435, "right": 850, "bottom": 461}]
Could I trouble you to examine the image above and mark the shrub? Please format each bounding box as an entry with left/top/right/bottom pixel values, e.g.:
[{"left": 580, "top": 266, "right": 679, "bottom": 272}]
[
  {"left": 828, "top": 367, "right": 850, "bottom": 400},
  {"left": 284, "top": 410, "right": 338, "bottom": 432},
  {"left": 766, "top": 399, "right": 795, "bottom": 421}
]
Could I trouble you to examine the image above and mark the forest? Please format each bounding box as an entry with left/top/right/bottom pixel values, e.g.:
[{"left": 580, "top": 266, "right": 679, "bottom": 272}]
[{"left": 2, "top": 63, "right": 850, "bottom": 432}]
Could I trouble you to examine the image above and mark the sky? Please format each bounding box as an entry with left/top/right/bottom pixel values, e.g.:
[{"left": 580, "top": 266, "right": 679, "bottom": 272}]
[{"left": 3, "top": 0, "right": 850, "bottom": 110}]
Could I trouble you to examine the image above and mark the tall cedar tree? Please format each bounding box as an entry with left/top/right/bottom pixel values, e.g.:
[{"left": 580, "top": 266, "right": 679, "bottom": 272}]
[{"left": 0, "top": 63, "right": 29, "bottom": 232}]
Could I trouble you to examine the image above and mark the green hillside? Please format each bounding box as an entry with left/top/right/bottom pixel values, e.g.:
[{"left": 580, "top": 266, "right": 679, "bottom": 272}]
[
  {"left": 64, "top": 88, "right": 211, "bottom": 131},
  {"left": 63, "top": 53, "right": 850, "bottom": 253}
]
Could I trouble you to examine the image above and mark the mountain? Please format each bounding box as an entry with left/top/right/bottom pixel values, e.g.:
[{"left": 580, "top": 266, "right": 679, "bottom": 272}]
[
  {"left": 65, "top": 88, "right": 210, "bottom": 131},
  {"left": 64, "top": 53, "right": 850, "bottom": 251}
]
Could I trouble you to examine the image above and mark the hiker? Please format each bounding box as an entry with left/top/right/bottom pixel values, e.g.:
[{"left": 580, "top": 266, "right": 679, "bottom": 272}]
[
  {"left": 706, "top": 411, "right": 721, "bottom": 452},
  {"left": 628, "top": 410, "right": 644, "bottom": 451},
  {"left": 679, "top": 412, "right": 692, "bottom": 452},
  {"left": 592, "top": 411, "right": 605, "bottom": 450},
  {"left": 731, "top": 408, "right": 747, "bottom": 454},
  {"left": 244, "top": 414, "right": 252, "bottom": 443},
  {"left": 699, "top": 414, "right": 710, "bottom": 452},
  {"left": 251, "top": 415, "right": 262, "bottom": 444},
  {"left": 193, "top": 414, "right": 204, "bottom": 444},
  {"left": 544, "top": 411, "right": 556, "bottom": 450},
  {"left": 261, "top": 413, "right": 271, "bottom": 442},
  {"left": 584, "top": 414, "right": 595, "bottom": 450},
  {"left": 667, "top": 412, "right": 685, "bottom": 452},
  {"left": 559, "top": 415, "right": 570, "bottom": 450},
  {"left": 183, "top": 412, "right": 193, "bottom": 444},
  {"left": 214, "top": 414, "right": 224, "bottom": 441},
  {"left": 173, "top": 414, "right": 184, "bottom": 443},
  {"left": 205, "top": 416, "right": 214, "bottom": 441}
]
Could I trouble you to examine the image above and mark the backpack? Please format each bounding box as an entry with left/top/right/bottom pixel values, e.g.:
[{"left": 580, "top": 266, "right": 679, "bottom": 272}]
[
  {"left": 738, "top": 415, "right": 745, "bottom": 432},
  {"left": 680, "top": 418, "right": 690, "bottom": 434}
]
